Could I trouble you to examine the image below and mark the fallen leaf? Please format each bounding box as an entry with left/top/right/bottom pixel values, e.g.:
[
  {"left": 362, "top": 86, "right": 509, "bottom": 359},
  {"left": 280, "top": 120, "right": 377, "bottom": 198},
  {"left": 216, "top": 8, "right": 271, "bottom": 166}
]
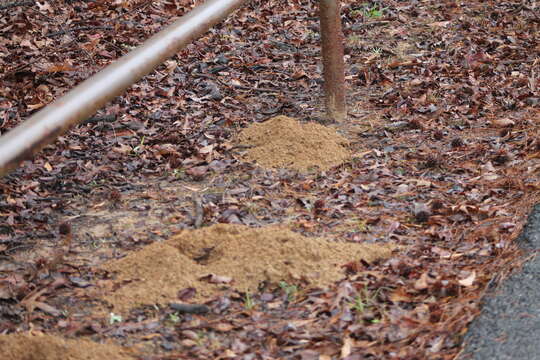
[
  {"left": 491, "top": 118, "right": 515, "bottom": 128},
  {"left": 212, "top": 322, "right": 234, "bottom": 332},
  {"left": 341, "top": 336, "right": 353, "bottom": 358},
  {"left": 414, "top": 273, "right": 430, "bottom": 291},
  {"left": 458, "top": 271, "right": 476, "bottom": 287},
  {"left": 200, "top": 273, "right": 233, "bottom": 284}
]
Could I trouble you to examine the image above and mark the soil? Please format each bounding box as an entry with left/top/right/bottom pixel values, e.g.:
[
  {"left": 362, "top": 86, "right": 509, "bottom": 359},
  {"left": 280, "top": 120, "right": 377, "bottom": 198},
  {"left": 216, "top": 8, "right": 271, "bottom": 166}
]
[
  {"left": 0, "top": 333, "right": 134, "bottom": 360},
  {"left": 100, "top": 224, "right": 394, "bottom": 314},
  {"left": 236, "top": 116, "right": 350, "bottom": 172}
]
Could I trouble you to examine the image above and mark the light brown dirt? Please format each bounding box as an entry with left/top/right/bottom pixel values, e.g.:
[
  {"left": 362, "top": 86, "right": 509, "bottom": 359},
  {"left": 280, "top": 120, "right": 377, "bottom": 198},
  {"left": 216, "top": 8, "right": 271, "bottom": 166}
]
[
  {"left": 236, "top": 115, "right": 350, "bottom": 172},
  {"left": 100, "top": 241, "right": 204, "bottom": 314},
  {"left": 0, "top": 333, "right": 135, "bottom": 360},
  {"left": 99, "top": 224, "right": 394, "bottom": 314}
]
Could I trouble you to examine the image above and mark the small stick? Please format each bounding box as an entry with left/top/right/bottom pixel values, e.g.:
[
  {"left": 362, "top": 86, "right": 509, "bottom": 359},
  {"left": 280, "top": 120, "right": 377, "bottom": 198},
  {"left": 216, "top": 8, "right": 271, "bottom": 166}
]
[
  {"left": 46, "top": 25, "right": 113, "bottom": 38},
  {"left": 0, "top": 1, "right": 34, "bottom": 11},
  {"left": 192, "top": 194, "right": 204, "bottom": 228},
  {"left": 170, "top": 303, "right": 209, "bottom": 314}
]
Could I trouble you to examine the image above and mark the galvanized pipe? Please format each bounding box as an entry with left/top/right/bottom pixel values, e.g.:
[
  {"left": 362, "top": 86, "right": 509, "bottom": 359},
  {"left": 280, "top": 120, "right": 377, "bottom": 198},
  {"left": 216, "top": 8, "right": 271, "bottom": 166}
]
[
  {"left": 0, "top": 0, "right": 248, "bottom": 177},
  {"left": 319, "top": 0, "right": 346, "bottom": 122}
]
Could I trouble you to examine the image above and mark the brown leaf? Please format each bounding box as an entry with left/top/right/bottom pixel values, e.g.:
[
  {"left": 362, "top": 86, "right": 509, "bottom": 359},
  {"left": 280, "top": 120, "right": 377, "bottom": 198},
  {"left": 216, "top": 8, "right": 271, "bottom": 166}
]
[
  {"left": 390, "top": 288, "right": 414, "bottom": 302},
  {"left": 341, "top": 336, "right": 353, "bottom": 358},
  {"left": 45, "top": 63, "right": 76, "bottom": 73},
  {"left": 491, "top": 118, "right": 515, "bottom": 128},
  {"left": 200, "top": 273, "right": 233, "bottom": 284},
  {"left": 414, "top": 273, "right": 429, "bottom": 291},
  {"left": 458, "top": 271, "right": 476, "bottom": 287},
  {"left": 212, "top": 322, "right": 234, "bottom": 332},
  {"left": 33, "top": 301, "right": 62, "bottom": 316},
  {"left": 186, "top": 165, "right": 209, "bottom": 178}
]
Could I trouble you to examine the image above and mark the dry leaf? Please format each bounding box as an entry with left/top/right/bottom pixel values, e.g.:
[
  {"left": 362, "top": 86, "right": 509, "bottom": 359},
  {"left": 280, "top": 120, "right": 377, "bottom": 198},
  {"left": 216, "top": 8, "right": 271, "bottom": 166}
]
[
  {"left": 340, "top": 336, "right": 353, "bottom": 358},
  {"left": 414, "top": 273, "right": 429, "bottom": 290},
  {"left": 491, "top": 118, "right": 515, "bottom": 128},
  {"left": 212, "top": 322, "right": 234, "bottom": 332},
  {"left": 200, "top": 273, "right": 233, "bottom": 284},
  {"left": 458, "top": 271, "right": 476, "bottom": 287}
]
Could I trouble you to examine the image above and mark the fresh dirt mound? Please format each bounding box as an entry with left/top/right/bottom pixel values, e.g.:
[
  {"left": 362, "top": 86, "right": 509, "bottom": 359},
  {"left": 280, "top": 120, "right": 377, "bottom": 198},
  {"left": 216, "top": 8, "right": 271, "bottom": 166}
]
[
  {"left": 237, "top": 115, "right": 350, "bottom": 172},
  {"left": 101, "top": 241, "right": 204, "bottom": 315},
  {"left": 0, "top": 333, "right": 134, "bottom": 360},
  {"left": 100, "top": 224, "right": 393, "bottom": 313},
  {"left": 169, "top": 224, "right": 392, "bottom": 288}
]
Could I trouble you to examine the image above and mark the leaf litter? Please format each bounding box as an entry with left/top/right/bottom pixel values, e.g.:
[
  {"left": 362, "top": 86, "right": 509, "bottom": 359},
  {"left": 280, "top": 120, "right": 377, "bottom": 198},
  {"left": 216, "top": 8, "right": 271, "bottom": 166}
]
[{"left": 0, "top": 0, "right": 539, "bottom": 359}]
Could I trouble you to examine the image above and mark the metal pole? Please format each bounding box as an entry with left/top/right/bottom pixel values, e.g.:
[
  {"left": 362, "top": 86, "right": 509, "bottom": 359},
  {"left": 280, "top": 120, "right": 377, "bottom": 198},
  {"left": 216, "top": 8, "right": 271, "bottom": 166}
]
[
  {"left": 0, "top": 0, "right": 248, "bottom": 177},
  {"left": 319, "top": 0, "right": 346, "bottom": 122}
]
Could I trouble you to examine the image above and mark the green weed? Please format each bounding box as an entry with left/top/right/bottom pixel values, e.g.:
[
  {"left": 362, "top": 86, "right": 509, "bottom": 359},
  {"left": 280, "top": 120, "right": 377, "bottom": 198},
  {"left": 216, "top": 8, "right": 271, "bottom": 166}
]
[
  {"left": 349, "top": 286, "right": 388, "bottom": 323},
  {"left": 362, "top": 4, "right": 386, "bottom": 18},
  {"left": 279, "top": 281, "right": 298, "bottom": 302},
  {"left": 350, "top": 4, "right": 387, "bottom": 19},
  {"left": 168, "top": 312, "right": 181, "bottom": 323},
  {"left": 350, "top": 294, "right": 367, "bottom": 313},
  {"left": 109, "top": 312, "right": 122, "bottom": 324},
  {"left": 371, "top": 47, "right": 383, "bottom": 56},
  {"left": 172, "top": 168, "right": 185, "bottom": 179},
  {"left": 244, "top": 291, "right": 255, "bottom": 310},
  {"left": 357, "top": 219, "right": 370, "bottom": 233},
  {"left": 131, "top": 135, "right": 145, "bottom": 154}
]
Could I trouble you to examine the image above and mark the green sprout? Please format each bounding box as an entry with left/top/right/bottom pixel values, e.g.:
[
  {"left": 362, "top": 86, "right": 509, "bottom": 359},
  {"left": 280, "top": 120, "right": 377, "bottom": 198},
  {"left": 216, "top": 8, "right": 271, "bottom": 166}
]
[
  {"left": 168, "top": 312, "right": 181, "bottom": 323},
  {"left": 371, "top": 47, "right": 383, "bottom": 56},
  {"left": 109, "top": 312, "right": 122, "bottom": 324},
  {"left": 348, "top": 286, "right": 388, "bottom": 323},
  {"left": 361, "top": 4, "right": 386, "bottom": 18},
  {"left": 357, "top": 219, "right": 370, "bottom": 233},
  {"left": 350, "top": 294, "right": 367, "bottom": 313},
  {"left": 132, "top": 135, "right": 145, "bottom": 154},
  {"left": 244, "top": 291, "right": 255, "bottom": 310},
  {"left": 279, "top": 281, "right": 298, "bottom": 302},
  {"left": 172, "top": 168, "right": 185, "bottom": 179}
]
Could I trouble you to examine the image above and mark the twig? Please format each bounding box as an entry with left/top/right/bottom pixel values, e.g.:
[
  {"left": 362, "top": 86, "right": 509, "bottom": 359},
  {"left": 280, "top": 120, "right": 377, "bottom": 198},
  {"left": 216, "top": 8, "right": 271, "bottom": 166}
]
[
  {"left": 80, "top": 115, "right": 116, "bottom": 126},
  {"left": 46, "top": 25, "right": 113, "bottom": 38},
  {"left": 170, "top": 303, "right": 209, "bottom": 314},
  {"left": 192, "top": 193, "right": 204, "bottom": 228},
  {"left": 0, "top": 0, "right": 34, "bottom": 11},
  {"left": 350, "top": 20, "right": 391, "bottom": 30},
  {"left": 192, "top": 73, "right": 280, "bottom": 93}
]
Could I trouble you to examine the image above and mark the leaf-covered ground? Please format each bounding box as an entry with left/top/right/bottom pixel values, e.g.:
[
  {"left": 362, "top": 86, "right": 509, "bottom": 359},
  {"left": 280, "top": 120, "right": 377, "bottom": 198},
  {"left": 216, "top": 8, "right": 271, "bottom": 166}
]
[{"left": 1, "top": 0, "right": 539, "bottom": 359}]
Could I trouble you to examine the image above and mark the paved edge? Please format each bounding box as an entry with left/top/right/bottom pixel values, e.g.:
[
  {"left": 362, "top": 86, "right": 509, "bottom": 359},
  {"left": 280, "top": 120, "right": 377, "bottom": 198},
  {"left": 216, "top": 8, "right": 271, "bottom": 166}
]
[{"left": 460, "top": 204, "right": 540, "bottom": 360}]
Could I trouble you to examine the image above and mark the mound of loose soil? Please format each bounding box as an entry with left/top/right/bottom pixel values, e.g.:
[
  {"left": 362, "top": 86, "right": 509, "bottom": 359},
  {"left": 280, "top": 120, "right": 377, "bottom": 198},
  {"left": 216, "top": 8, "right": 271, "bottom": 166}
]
[
  {"left": 99, "top": 224, "right": 393, "bottom": 314},
  {"left": 237, "top": 116, "right": 350, "bottom": 171},
  {"left": 0, "top": 333, "right": 134, "bottom": 360},
  {"left": 101, "top": 241, "right": 204, "bottom": 315}
]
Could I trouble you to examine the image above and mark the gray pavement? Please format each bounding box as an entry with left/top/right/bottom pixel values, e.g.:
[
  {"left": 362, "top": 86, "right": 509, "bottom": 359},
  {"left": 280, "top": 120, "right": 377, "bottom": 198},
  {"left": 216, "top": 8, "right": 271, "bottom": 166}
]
[{"left": 460, "top": 204, "right": 540, "bottom": 360}]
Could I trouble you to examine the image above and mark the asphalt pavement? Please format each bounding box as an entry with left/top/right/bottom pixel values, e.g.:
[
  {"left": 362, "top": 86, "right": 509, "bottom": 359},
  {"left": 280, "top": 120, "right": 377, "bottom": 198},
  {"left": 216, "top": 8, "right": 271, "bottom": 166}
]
[{"left": 460, "top": 204, "right": 540, "bottom": 360}]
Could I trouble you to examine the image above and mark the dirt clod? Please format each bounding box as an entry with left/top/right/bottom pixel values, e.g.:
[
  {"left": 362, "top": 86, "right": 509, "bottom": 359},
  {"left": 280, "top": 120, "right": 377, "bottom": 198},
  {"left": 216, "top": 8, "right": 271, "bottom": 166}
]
[
  {"left": 99, "top": 224, "right": 393, "bottom": 313},
  {"left": 237, "top": 115, "right": 350, "bottom": 172}
]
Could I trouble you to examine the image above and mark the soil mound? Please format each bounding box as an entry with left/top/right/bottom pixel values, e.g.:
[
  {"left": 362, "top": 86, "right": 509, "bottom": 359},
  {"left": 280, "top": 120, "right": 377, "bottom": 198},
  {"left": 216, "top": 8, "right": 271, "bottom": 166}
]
[
  {"left": 100, "top": 224, "right": 393, "bottom": 313},
  {"left": 0, "top": 333, "right": 134, "bottom": 360},
  {"left": 237, "top": 116, "right": 350, "bottom": 171},
  {"left": 101, "top": 241, "right": 204, "bottom": 315}
]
